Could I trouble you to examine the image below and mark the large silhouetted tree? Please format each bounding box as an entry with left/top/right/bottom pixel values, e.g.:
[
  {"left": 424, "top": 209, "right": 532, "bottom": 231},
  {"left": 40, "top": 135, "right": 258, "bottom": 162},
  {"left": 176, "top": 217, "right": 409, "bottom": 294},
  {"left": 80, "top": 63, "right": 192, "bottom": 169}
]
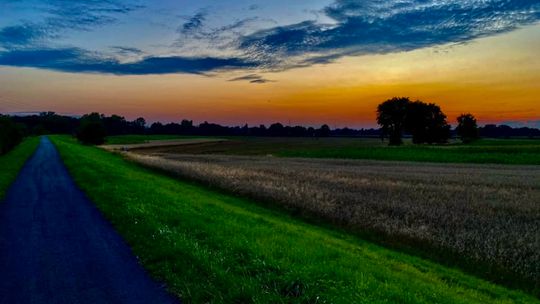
[
  {"left": 77, "top": 113, "right": 106, "bottom": 145},
  {"left": 456, "top": 113, "right": 479, "bottom": 143},
  {"left": 406, "top": 101, "right": 450, "bottom": 144},
  {"left": 377, "top": 97, "right": 450, "bottom": 145},
  {"left": 377, "top": 97, "right": 410, "bottom": 145}
]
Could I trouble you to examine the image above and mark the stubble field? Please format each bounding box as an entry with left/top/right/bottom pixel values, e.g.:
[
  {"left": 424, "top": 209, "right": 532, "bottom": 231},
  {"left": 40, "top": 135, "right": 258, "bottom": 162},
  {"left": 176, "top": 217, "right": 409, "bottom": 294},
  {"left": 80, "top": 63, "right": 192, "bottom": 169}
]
[{"left": 127, "top": 152, "right": 540, "bottom": 291}]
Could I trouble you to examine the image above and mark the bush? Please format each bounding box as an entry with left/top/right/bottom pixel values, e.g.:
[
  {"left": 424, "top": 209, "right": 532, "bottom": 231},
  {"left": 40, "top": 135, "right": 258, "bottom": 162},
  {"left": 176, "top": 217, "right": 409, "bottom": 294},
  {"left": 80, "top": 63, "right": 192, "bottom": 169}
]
[
  {"left": 0, "top": 115, "right": 24, "bottom": 155},
  {"left": 76, "top": 113, "right": 107, "bottom": 145}
]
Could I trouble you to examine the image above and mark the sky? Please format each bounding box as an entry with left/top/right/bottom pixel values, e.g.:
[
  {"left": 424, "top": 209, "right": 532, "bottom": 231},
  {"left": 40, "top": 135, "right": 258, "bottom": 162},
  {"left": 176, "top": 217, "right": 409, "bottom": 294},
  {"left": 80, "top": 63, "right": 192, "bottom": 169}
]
[{"left": 0, "top": 0, "right": 539, "bottom": 128}]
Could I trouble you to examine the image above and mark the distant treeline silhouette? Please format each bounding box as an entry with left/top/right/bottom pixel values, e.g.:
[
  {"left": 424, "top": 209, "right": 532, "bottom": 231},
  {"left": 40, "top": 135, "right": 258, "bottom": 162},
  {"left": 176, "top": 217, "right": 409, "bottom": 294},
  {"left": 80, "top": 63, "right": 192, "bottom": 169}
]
[
  {"left": 0, "top": 115, "right": 25, "bottom": 154},
  {"left": 1, "top": 110, "right": 538, "bottom": 146}
]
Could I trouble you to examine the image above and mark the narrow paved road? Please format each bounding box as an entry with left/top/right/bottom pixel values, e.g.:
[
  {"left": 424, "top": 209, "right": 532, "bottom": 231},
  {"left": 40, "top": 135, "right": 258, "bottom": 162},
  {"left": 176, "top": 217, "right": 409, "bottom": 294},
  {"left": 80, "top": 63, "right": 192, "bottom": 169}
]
[{"left": 0, "top": 137, "right": 178, "bottom": 304}]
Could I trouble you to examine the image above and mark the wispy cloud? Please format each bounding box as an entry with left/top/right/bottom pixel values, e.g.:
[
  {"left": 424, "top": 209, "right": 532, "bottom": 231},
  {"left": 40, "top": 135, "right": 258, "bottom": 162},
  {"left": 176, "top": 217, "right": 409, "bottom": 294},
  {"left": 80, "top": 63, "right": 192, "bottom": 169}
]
[
  {"left": 239, "top": 0, "right": 540, "bottom": 67},
  {"left": 0, "top": 48, "right": 256, "bottom": 75},
  {"left": 0, "top": 0, "right": 143, "bottom": 49},
  {"left": 178, "top": 11, "right": 207, "bottom": 35},
  {"left": 0, "top": 24, "right": 50, "bottom": 47},
  {"left": 110, "top": 46, "right": 144, "bottom": 56},
  {"left": 228, "top": 74, "right": 275, "bottom": 84},
  {"left": 0, "top": 0, "right": 538, "bottom": 75}
]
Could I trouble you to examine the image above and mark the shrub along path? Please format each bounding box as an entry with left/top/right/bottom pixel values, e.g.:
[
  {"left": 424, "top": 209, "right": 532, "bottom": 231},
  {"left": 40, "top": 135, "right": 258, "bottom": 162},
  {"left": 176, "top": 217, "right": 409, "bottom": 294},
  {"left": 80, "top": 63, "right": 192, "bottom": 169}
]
[{"left": 0, "top": 137, "right": 177, "bottom": 304}]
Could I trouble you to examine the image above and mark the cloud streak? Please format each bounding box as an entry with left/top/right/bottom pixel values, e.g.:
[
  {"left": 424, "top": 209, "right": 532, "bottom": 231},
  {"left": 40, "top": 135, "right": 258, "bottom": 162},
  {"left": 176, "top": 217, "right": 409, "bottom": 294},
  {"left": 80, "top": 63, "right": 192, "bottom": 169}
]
[
  {"left": 179, "top": 11, "right": 207, "bottom": 35},
  {"left": 0, "top": 48, "right": 256, "bottom": 75},
  {"left": 0, "top": 0, "right": 142, "bottom": 49},
  {"left": 0, "top": 0, "right": 538, "bottom": 75},
  {"left": 228, "top": 74, "right": 275, "bottom": 83},
  {"left": 239, "top": 0, "right": 540, "bottom": 66}
]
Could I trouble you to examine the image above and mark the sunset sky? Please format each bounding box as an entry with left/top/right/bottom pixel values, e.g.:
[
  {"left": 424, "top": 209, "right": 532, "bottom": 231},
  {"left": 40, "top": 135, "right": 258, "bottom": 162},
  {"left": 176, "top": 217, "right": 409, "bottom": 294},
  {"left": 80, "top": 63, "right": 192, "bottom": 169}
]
[{"left": 0, "top": 0, "right": 539, "bottom": 128}]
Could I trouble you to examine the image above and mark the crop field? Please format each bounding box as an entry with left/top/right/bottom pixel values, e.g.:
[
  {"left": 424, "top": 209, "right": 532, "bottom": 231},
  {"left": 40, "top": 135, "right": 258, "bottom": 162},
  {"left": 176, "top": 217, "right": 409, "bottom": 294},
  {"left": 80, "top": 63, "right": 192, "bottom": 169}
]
[
  {"left": 50, "top": 136, "right": 538, "bottom": 303},
  {"left": 105, "top": 134, "right": 190, "bottom": 145},
  {"left": 127, "top": 152, "right": 540, "bottom": 293},
  {"left": 132, "top": 136, "right": 540, "bottom": 165}
]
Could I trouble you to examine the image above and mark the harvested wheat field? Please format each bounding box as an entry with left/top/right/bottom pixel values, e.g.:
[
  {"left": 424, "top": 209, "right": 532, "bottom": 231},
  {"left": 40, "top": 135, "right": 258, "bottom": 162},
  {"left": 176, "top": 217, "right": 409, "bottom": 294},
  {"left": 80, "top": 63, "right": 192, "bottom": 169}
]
[{"left": 126, "top": 152, "right": 540, "bottom": 289}]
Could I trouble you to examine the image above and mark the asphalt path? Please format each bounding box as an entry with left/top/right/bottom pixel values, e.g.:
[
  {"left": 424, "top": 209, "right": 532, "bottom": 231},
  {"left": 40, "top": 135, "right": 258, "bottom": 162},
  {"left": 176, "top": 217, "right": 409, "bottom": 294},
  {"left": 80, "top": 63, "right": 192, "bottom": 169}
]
[{"left": 0, "top": 137, "right": 178, "bottom": 304}]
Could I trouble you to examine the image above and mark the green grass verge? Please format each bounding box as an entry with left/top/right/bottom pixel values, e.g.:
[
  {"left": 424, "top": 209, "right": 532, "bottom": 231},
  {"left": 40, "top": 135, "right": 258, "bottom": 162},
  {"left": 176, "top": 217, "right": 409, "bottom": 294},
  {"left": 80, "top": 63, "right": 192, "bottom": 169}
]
[
  {"left": 131, "top": 136, "right": 540, "bottom": 165},
  {"left": 0, "top": 137, "right": 39, "bottom": 200},
  {"left": 51, "top": 135, "right": 538, "bottom": 303},
  {"left": 277, "top": 144, "right": 540, "bottom": 164}
]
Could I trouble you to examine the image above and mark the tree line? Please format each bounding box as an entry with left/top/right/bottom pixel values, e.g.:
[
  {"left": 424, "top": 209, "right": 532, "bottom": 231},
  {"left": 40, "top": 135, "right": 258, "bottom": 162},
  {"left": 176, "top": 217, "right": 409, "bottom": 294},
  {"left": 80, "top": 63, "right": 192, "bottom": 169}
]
[{"left": 1, "top": 97, "right": 539, "bottom": 149}]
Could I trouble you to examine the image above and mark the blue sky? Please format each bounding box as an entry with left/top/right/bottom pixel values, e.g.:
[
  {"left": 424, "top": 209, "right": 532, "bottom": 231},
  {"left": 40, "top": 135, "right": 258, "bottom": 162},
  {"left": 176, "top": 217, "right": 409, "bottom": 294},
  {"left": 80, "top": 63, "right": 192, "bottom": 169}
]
[{"left": 1, "top": 0, "right": 538, "bottom": 77}]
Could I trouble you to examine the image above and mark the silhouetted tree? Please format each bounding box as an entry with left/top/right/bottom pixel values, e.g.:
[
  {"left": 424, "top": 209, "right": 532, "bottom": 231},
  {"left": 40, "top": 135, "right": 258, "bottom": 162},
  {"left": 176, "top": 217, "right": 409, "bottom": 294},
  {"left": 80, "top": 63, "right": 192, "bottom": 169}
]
[
  {"left": 129, "top": 117, "right": 146, "bottom": 134},
  {"left": 77, "top": 113, "right": 106, "bottom": 145},
  {"left": 268, "top": 123, "right": 285, "bottom": 136},
  {"left": 103, "top": 114, "right": 128, "bottom": 135},
  {"left": 405, "top": 101, "right": 450, "bottom": 144},
  {"left": 456, "top": 113, "right": 479, "bottom": 143},
  {"left": 0, "top": 115, "right": 24, "bottom": 154},
  {"left": 377, "top": 97, "right": 450, "bottom": 145},
  {"left": 11, "top": 112, "right": 78, "bottom": 135},
  {"left": 316, "top": 124, "right": 331, "bottom": 137},
  {"left": 377, "top": 97, "right": 410, "bottom": 145},
  {"left": 179, "top": 119, "right": 194, "bottom": 134}
]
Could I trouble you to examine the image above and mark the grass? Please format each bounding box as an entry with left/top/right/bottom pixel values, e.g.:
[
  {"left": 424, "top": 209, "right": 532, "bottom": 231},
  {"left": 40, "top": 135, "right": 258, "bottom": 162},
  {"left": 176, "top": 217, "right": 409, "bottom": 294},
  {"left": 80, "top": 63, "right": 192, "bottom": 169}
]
[
  {"left": 51, "top": 135, "right": 538, "bottom": 303},
  {"left": 0, "top": 137, "right": 39, "bottom": 200},
  {"left": 134, "top": 136, "right": 540, "bottom": 165},
  {"left": 105, "top": 134, "right": 195, "bottom": 145},
  {"left": 127, "top": 153, "right": 540, "bottom": 292}
]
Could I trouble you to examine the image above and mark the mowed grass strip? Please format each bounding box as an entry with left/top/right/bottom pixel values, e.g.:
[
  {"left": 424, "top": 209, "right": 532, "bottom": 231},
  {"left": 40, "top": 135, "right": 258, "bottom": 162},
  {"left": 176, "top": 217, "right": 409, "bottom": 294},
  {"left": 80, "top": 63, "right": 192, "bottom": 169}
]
[
  {"left": 136, "top": 136, "right": 540, "bottom": 165},
  {"left": 0, "top": 137, "right": 39, "bottom": 200},
  {"left": 51, "top": 135, "right": 538, "bottom": 303}
]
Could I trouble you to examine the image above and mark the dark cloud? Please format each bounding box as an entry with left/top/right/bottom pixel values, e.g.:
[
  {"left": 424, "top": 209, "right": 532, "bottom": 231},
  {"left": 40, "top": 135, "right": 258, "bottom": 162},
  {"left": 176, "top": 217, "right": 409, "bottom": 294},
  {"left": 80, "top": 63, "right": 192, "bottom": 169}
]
[
  {"left": 229, "top": 74, "right": 274, "bottom": 83},
  {"left": 43, "top": 0, "right": 143, "bottom": 31},
  {"left": 0, "top": 25, "right": 49, "bottom": 47},
  {"left": 249, "top": 78, "right": 273, "bottom": 84},
  {"left": 1, "top": 0, "right": 538, "bottom": 75},
  {"left": 0, "top": 48, "right": 256, "bottom": 75},
  {"left": 179, "top": 11, "right": 207, "bottom": 35},
  {"left": 0, "top": 0, "right": 142, "bottom": 49},
  {"left": 239, "top": 0, "right": 540, "bottom": 65}
]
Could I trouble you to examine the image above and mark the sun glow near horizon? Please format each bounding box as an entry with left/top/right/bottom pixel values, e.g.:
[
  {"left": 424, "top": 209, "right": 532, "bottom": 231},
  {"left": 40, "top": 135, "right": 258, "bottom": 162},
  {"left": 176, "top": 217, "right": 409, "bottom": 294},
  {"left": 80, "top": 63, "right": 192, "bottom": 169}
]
[{"left": 0, "top": 1, "right": 538, "bottom": 128}]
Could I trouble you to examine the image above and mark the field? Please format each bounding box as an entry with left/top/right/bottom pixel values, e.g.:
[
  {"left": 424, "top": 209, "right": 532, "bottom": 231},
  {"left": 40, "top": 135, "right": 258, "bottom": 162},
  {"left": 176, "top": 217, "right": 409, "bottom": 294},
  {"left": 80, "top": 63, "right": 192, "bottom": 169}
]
[
  {"left": 0, "top": 137, "right": 39, "bottom": 200},
  {"left": 50, "top": 135, "right": 538, "bottom": 303},
  {"left": 131, "top": 136, "right": 540, "bottom": 165},
  {"left": 105, "top": 134, "right": 191, "bottom": 145},
  {"left": 127, "top": 153, "right": 540, "bottom": 292}
]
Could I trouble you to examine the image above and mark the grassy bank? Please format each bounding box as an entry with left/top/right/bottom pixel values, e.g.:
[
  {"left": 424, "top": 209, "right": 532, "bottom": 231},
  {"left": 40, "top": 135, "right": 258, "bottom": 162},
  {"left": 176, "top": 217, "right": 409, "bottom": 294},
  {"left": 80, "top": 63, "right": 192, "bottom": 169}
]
[
  {"left": 129, "top": 136, "right": 540, "bottom": 165},
  {"left": 0, "top": 137, "right": 39, "bottom": 200},
  {"left": 51, "top": 135, "right": 537, "bottom": 303}
]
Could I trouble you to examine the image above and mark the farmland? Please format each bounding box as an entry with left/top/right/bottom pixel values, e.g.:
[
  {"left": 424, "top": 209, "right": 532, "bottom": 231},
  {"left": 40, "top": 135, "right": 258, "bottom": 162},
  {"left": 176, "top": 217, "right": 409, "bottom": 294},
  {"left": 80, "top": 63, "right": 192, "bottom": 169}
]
[
  {"left": 50, "top": 135, "right": 538, "bottom": 303},
  {"left": 127, "top": 152, "right": 540, "bottom": 293},
  {"left": 105, "top": 134, "right": 192, "bottom": 145},
  {"left": 130, "top": 136, "right": 540, "bottom": 165}
]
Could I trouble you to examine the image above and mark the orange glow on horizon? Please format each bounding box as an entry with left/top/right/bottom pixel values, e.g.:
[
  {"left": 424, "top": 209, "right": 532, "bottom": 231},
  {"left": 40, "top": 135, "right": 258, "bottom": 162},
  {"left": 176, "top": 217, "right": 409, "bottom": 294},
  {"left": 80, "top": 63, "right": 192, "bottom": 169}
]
[{"left": 0, "top": 25, "right": 538, "bottom": 128}]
